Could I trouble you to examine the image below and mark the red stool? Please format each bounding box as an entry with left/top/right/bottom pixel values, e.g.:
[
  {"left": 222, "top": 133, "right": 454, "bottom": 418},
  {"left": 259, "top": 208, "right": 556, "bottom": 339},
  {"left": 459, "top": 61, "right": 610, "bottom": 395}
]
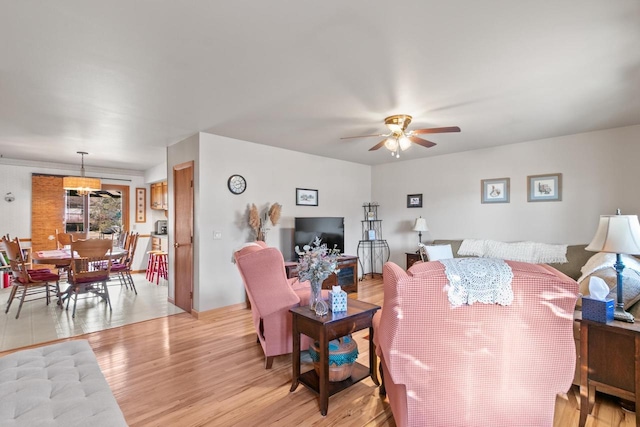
[
  {"left": 155, "top": 252, "right": 168, "bottom": 284},
  {"left": 146, "top": 251, "right": 168, "bottom": 284},
  {"left": 146, "top": 250, "right": 161, "bottom": 282}
]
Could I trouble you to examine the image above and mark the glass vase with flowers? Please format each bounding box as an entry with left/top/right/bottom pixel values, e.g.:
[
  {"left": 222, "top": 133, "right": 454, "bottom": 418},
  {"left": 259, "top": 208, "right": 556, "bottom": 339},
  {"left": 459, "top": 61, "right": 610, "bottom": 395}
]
[{"left": 295, "top": 237, "right": 341, "bottom": 313}]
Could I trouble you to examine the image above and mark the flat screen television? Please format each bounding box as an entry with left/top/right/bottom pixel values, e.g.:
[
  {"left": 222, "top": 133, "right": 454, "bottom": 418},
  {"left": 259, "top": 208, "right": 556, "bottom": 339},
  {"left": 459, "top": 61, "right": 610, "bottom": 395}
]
[{"left": 294, "top": 217, "right": 344, "bottom": 255}]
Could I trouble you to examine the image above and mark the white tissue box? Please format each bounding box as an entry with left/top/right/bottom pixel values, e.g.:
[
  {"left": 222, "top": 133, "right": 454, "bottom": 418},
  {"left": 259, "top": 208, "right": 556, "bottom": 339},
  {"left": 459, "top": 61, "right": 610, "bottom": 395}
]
[
  {"left": 329, "top": 289, "right": 347, "bottom": 313},
  {"left": 582, "top": 296, "right": 614, "bottom": 323}
]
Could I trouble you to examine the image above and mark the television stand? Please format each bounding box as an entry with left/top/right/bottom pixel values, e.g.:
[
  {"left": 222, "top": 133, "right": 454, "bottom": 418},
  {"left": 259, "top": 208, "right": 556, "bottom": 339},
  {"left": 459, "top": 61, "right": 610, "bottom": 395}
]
[{"left": 284, "top": 255, "right": 358, "bottom": 294}]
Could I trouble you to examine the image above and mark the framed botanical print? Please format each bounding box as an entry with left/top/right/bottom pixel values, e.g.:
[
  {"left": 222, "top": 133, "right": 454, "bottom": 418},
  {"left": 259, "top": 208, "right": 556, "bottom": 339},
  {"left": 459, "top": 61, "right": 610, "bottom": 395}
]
[
  {"left": 481, "top": 178, "right": 510, "bottom": 203},
  {"left": 527, "top": 173, "right": 562, "bottom": 202}
]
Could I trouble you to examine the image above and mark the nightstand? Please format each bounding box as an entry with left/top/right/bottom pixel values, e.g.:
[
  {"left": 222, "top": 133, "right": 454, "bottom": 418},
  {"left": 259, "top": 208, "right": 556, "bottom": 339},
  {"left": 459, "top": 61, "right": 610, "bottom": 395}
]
[
  {"left": 406, "top": 252, "right": 421, "bottom": 269},
  {"left": 577, "top": 311, "right": 640, "bottom": 427}
]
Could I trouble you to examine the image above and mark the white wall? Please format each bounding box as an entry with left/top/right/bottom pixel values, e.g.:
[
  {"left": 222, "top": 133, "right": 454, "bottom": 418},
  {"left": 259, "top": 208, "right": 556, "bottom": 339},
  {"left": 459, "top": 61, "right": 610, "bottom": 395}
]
[
  {"left": 144, "top": 161, "right": 167, "bottom": 184},
  {"left": 372, "top": 125, "right": 640, "bottom": 267},
  {"left": 193, "top": 132, "right": 371, "bottom": 311},
  {"left": 0, "top": 159, "right": 155, "bottom": 272}
]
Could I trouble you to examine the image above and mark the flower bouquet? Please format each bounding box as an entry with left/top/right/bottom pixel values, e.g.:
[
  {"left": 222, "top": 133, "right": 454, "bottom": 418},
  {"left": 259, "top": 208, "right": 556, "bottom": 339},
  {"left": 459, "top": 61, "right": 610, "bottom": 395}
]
[{"left": 295, "top": 237, "right": 340, "bottom": 311}]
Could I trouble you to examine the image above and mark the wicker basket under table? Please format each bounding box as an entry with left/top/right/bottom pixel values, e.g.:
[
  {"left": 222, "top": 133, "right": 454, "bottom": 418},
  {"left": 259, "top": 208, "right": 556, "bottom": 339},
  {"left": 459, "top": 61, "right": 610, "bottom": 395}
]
[{"left": 309, "top": 335, "right": 359, "bottom": 382}]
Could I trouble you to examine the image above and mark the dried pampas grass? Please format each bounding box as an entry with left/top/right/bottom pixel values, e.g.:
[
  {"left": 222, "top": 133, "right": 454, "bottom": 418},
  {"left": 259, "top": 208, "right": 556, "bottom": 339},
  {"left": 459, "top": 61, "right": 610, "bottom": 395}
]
[
  {"left": 248, "top": 202, "right": 282, "bottom": 242},
  {"left": 268, "top": 203, "right": 282, "bottom": 226},
  {"left": 249, "top": 203, "right": 260, "bottom": 233}
]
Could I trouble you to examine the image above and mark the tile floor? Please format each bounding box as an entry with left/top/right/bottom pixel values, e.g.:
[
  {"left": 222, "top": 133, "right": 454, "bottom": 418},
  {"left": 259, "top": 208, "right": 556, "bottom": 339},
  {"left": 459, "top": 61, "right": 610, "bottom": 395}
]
[{"left": 0, "top": 273, "right": 184, "bottom": 351}]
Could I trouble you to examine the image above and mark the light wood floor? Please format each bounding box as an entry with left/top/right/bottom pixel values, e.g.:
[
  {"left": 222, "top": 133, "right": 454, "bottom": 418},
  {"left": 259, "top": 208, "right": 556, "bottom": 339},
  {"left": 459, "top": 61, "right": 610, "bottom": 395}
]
[{"left": 1, "top": 276, "right": 636, "bottom": 426}]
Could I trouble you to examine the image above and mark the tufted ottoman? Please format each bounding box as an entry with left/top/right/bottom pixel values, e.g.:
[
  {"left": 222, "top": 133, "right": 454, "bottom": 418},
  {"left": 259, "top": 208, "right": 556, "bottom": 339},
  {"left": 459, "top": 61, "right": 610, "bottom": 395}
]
[{"left": 0, "top": 340, "right": 127, "bottom": 426}]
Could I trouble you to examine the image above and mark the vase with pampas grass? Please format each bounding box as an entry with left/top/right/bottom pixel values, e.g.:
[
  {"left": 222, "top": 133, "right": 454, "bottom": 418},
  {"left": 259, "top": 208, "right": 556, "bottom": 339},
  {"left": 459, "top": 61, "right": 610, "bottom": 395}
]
[{"left": 249, "top": 203, "right": 282, "bottom": 242}]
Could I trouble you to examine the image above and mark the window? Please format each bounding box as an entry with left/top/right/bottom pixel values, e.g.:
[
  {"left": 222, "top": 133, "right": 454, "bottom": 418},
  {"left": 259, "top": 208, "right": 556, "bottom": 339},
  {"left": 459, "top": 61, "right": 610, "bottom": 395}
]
[
  {"left": 64, "top": 185, "right": 130, "bottom": 238},
  {"left": 65, "top": 192, "right": 85, "bottom": 233}
]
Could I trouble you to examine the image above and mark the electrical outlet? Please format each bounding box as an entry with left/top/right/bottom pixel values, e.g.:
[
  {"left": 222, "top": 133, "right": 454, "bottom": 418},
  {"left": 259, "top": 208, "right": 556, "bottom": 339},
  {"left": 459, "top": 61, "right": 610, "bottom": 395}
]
[{"left": 213, "top": 231, "right": 222, "bottom": 240}]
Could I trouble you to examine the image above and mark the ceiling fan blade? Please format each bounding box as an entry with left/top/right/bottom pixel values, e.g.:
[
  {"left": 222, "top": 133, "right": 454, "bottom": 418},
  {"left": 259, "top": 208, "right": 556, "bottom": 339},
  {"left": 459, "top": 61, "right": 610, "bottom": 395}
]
[
  {"left": 341, "top": 133, "right": 387, "bottom": 140},
  {"left": 409, "top": 136, "right": 437, "bottom": 148},
  {"left": 368, "top": 139, "right": 388, "bottom": 151},
  {"left": 411, "top": 126, "right": 461, "bottom": 135}
]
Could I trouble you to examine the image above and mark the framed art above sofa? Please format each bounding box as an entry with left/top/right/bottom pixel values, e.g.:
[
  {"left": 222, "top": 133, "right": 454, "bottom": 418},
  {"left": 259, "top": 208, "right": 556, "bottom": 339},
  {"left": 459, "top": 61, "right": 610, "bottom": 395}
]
[
  {"left": 481, "top": 177, "right": 510, "bottom": 203},
  {"left": 528, "top": 173, "right": 562, "bottom": 202}
]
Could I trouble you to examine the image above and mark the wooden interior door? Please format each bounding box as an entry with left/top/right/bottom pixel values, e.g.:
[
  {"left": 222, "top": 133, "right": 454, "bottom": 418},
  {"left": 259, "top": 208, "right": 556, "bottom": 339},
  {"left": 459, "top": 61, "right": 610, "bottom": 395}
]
[{"left": 173, "top": 161, "right": 194, "bottom": 313}]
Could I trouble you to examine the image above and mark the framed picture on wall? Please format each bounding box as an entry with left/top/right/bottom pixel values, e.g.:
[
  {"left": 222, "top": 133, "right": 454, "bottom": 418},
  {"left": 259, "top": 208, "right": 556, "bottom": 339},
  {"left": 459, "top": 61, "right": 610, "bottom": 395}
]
[
  {"left": 407, "top": 194, "right": 423, "bottom": 208},
  {"left": 135, "top": 188, "right": 146, "bottom": 223},
  {"left": 527, "top": 173, "right": 562, "bottom": 202},
  {"left": 481, "top": 178, "right": 510, "bottom": 203},
  {"left": 296, "top": 188, "right": 318, "bottom": 206}
]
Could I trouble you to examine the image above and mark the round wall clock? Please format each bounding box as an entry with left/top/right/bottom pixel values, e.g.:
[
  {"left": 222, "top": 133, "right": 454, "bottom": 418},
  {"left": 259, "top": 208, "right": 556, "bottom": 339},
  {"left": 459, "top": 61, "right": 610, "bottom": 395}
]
[{"left": 227, "top": 174, "right": 246, "bottom": 194}]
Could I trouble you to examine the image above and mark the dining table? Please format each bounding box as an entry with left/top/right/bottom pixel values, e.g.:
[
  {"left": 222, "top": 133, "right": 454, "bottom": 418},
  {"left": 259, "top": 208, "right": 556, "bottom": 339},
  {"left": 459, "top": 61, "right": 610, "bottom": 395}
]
[
  {"left": 32, "top": 248, "right": 127, "bottom": 266},
  {"left": 32, "top": 248, "right": 128, "bottom": 307}
]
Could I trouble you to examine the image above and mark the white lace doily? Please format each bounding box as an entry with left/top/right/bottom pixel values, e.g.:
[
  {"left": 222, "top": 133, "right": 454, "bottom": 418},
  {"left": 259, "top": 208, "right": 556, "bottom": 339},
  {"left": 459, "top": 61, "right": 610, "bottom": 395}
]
[{"left": 440, "top": 258, "right": 514, "bottom": 307}]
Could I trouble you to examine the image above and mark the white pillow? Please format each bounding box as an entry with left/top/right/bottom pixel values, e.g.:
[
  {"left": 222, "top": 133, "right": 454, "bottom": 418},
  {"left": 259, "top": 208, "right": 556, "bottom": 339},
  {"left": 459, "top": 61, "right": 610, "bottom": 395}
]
[
  {"left": 425, "top": 244, "right": 454, "bottom": 261},
  {"left": 577, "top": 252, "right": 640, "bottom": 283}
]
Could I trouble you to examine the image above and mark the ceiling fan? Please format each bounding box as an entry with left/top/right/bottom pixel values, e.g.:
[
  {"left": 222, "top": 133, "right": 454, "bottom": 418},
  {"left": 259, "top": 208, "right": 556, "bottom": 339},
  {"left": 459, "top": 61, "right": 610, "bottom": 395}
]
[{"left": 341, "top": 114, "right": 461, "bottom": 158}]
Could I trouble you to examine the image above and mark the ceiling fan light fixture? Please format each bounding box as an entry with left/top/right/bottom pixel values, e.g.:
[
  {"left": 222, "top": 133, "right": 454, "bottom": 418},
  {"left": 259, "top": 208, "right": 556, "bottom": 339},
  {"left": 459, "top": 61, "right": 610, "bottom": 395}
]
[
  {"left": 63, "top": 151, "right": 101, "bottom": 196},
  {"left": 343, "top": 114, "right": 460, "bottom": 157},
  {"left": 384, "top": 137, "right": 398, "bottom": 151},
  {"left": 384, "top": 114, "right": 412, "bottom": 133},
  {"left": 387, "top": 123, "right": 402, "bottom": 133},
  {"left": 399, "top": 135, "right": 412, "bottom": 151}
]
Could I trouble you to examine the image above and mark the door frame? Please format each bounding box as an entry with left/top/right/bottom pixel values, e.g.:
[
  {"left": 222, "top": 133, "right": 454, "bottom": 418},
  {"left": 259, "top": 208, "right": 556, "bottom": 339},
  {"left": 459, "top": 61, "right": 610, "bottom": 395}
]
[{"left": 172, "top": 161, "right": 194, "bottom": 313}]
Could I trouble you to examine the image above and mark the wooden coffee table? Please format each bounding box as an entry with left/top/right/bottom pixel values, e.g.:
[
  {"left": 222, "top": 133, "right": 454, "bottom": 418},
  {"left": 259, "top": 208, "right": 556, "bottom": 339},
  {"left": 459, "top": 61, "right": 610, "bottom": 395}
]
[{"left": 289, "top": 299, "right": 380, "bottom": 416}]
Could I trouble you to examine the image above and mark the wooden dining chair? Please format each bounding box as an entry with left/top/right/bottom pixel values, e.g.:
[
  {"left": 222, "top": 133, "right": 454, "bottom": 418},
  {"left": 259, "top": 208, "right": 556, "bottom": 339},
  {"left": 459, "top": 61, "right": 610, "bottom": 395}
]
[
  {"left": 54, "top": 229, "right": 75, "bottom": 278},
  {"left": 115, "top": 231, "right": 129, "bottom": 249},
  {"left": 66, "top": 238, "right": 113, "bottom": 318},
  {"left": 111, "top": 232, "right": 139, "bottom": 294},
  {"left": 55, "top": 229, "right": 75, "bottom": 249},
  {"left": 1, "top": 237, "right": 60, "bottom": 319},
  {"left": 69, "top": 231, "right": 89, "bottom": 241}
]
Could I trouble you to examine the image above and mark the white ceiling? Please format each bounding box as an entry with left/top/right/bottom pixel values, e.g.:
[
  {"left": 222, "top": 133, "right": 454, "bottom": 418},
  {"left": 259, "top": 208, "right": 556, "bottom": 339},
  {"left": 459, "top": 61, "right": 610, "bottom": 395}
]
[{"left": 1, "top": 1, "right": 638, "bottom": 171}]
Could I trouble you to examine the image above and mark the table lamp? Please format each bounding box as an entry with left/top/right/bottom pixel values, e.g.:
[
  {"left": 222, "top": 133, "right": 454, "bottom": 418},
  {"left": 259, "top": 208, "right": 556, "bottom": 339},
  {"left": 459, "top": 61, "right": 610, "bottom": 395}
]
[
  {"left": 412, "top": 217, "right": 429, "bottom": 245},
  {"left": 585, "top": 210, "right": 640, "bottom": 323}
]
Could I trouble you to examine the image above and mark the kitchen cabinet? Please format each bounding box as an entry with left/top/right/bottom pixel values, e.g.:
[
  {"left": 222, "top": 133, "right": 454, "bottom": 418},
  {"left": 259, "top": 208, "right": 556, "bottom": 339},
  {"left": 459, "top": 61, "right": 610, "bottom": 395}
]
[{"left": 151, "top": 181, "right": 168, "bottom": 210}]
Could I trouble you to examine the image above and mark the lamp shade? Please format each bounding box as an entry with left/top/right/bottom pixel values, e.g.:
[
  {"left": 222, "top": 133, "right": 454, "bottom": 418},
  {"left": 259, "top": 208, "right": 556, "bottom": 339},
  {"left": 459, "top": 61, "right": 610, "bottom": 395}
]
[
  {"left": 413, "top": 217, "right": 429, "bottom": 232},
  {"left": 399, "top": 135, "right": 412, "bottom": 151},
  {"left": 384, "top": 137, "right": 398, "bottom": 151},
  {"left": 586, "top": 214, "right": 640, "bottom": 255},
  {"left": 63, "top": 176, "right": 102, "bottom": 194}
]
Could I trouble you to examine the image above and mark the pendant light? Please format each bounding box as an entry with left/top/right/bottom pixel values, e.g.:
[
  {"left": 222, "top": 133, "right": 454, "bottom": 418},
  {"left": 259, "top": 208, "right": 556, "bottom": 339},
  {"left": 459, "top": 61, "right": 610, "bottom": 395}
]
[{"left": 63, "top": 151, "right": 101, "bottom": 195}]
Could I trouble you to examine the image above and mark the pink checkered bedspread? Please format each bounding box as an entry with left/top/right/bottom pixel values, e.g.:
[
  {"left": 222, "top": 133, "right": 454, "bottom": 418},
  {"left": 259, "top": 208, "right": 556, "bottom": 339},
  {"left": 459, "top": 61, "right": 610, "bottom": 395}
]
[{"left": 373, "top": 260, "right": 579, "bottom": 427}]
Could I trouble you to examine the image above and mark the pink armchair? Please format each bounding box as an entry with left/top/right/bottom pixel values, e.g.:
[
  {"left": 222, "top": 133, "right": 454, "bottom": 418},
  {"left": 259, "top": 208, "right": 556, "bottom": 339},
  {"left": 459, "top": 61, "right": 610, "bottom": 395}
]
[
  {"left": 373, "top": 260, "right": 578, "bottom": 427},
  {"left": 234, "top": 242, "right": 327, "bottom": 368}
]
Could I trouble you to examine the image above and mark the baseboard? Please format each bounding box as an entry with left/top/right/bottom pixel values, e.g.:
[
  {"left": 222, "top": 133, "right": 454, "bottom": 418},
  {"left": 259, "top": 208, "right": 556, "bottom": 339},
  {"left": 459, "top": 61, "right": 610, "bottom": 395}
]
[{"left": 191, "top": 302, "right": 247, "bottom": 321}]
